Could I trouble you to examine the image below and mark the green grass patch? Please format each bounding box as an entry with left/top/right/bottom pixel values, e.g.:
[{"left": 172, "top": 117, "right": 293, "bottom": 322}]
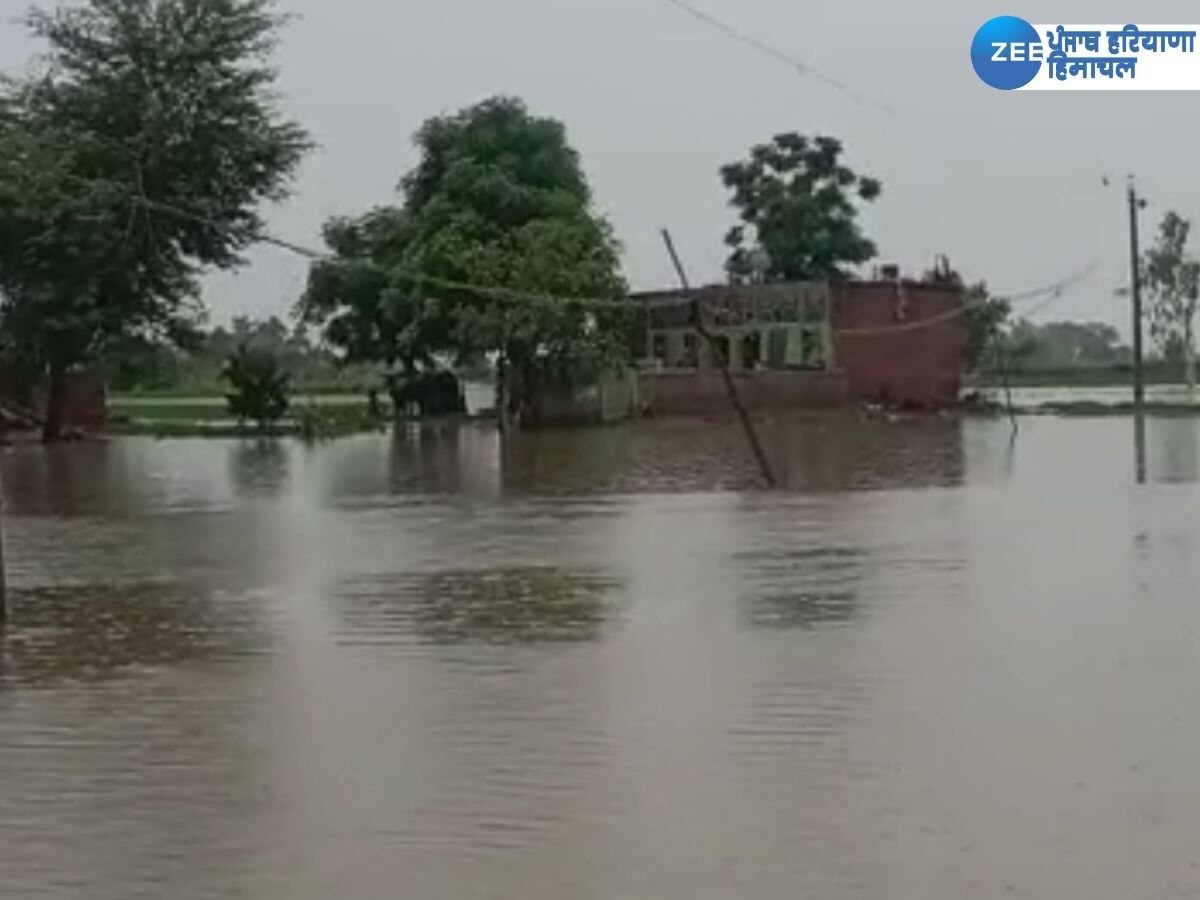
[
  {"left": 973, "top": 364, "right": 1186, "bottom": 388},
  {"left": 110, "top": 394, "right": 373, "bottom": 421},
  {"left": 108, "top": 393, "right": 388, "bottom": 438}
]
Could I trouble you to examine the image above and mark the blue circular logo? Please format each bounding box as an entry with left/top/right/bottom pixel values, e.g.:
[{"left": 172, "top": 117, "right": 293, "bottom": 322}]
[{"left": 972, "top": 15, "right": 1042, "bottom": 90}]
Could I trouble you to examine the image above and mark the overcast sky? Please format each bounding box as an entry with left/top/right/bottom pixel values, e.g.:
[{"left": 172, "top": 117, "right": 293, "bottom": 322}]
[{"left": 3, "top": 0, "right": 1199, "bottom": 334}]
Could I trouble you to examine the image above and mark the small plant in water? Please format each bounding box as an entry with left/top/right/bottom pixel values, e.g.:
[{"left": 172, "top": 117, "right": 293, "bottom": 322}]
[
  {"left": 222, "top": 344, "right": 291, "bottom": 433},
  {"left": 295, "top": 397, "right": 389, "bottom": 442}
]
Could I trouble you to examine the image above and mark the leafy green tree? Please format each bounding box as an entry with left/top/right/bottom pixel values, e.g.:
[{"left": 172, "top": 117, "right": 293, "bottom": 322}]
[
  {"left": 300, "top": 97, "right": 627, "bottom": 423},
  {"left": 0, "top": 0, "right": 308, "bottom": 440},
  {"left": 302, "top": 208, "right": 450, "bottom": 376},
  {"left": 921, "top": 259, "right": 1007, "bottom": 373},
  {"left": 1144, "top": 211, "right": 1200, "bottom": 389},
  {"left": 1005, "top": 320, "right": 1128, "bottom": 369},
  {"left": 962, "top": 285, "right": 1011, "bottom": 373},
  {"left": 222, "top": 344, "right": 290, "bottom": 432},
  {"left": 721, "top": 134, "right": 882, "bottom": 284}
]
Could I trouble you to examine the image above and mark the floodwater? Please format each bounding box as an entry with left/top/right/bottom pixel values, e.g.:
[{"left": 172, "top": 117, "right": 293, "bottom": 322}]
[{"left": 3, "top": 413, "right": 1200, "bottom": 899}]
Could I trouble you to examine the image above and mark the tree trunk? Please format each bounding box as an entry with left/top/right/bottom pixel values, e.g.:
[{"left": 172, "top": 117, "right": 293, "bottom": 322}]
[
  {"left": 496, "top": 355, "right": 511, "bottom": 433},
  {"left": 40, "top": 361, "right": 68, "bottom": 444},
  {"left": 519, "top": 361, "right": 538, "bottom": 429}
]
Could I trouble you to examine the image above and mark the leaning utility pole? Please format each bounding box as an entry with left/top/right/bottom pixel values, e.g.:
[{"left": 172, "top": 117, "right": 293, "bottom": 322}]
[
  {"left": 660, "top": 228, "right": 776, "bottom": 489},
  {"left": 1129, "top": 176, "right": 1146, "bottom": 411}
]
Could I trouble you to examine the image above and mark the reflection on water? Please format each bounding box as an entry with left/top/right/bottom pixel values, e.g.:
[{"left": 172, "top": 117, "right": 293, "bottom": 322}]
[
  {"left": 0, "top": 581, "right": 260, "bottom": 685},
  {"left": 229, "top": 439, "right": 291, "bottom": 496},
  {"left": 0, "top": 442, "right": 117, "bottom": 515},
  {"left": 736, "top": 545, "right": 865, "bottom": 629},
  {"left": 2, "top": 415, "right": 1200, "bottom": 898},
  {"left": 337, "top": 566, "right": 618, "bottom": 645},
  {"left": 1150, "top": 415, "right": 1200, "bottom": 483},
  {"left": 499, "top": 414, "right": 966, "bottom": 494},
  {"left": 1135, "top": 412, "right": 1148, "bottom": 484}
]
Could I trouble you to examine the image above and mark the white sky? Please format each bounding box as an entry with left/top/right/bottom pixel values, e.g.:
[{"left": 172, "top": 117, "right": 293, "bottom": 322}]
[{"left": 3, "top": 0, "right": 1198, "bottom": 335}]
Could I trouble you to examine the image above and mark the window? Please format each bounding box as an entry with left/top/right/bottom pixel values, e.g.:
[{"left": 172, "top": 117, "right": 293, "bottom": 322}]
[
  {"left": 712, "top": 335, "right": 730, "bottom": 367},
  {"left": 652, "top": 332, "right": 668, "bottom": 362},
  {"left": 682, "top": 333, "right": 698, "bottom": 368},
  {"left": 741, "top": 332, "right": 762, "bottom": 370}
]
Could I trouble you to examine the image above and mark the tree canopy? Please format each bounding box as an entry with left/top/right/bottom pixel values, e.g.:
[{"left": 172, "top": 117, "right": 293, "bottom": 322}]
[
  {"left": 1007, "top": 320, "right": 1128, "bottom": 368},
  {"left": 0, "top": 0, "right": 308, "bottom": 439},
  {"left": 721, "top": 133, "right": 882, "bottom": 284},
  {"left": 300, "top": 97, "right": 627, "bottom": 420},
  {"left": 1143, "top": 210, "right": 1200, "bottom": 388},
  {"left": 920, "top": 258, "right": 1006, "bottom": 372}
]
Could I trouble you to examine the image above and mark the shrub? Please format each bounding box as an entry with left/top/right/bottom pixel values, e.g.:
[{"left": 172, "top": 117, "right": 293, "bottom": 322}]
[{"left": 221, "top": 344, "right": 291, "bottom": 433}]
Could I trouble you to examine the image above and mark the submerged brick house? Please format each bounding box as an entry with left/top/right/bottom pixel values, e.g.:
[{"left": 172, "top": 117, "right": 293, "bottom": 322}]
[{"left": 634, "top": 277, "right": 966, "bottom": 414}]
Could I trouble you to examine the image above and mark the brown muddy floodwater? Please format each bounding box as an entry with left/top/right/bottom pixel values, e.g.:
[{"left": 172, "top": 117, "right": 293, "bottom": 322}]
[{"left": 3, "top": 414, "right": 1200, "bottom": 898}]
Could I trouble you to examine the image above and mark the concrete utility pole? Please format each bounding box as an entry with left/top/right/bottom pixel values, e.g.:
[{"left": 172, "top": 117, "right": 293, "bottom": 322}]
[{"left": 1128, "top": 176, "right": 1146, "bottom": 411}]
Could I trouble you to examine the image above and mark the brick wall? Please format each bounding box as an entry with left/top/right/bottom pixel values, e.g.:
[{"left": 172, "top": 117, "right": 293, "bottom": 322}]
[
  {"left": 635, "top": 280, "right": 966, "bottom": 412},
  {"left": 641, "top": 370, "right": 849, "bottom": 416},
  {"left": 830, "top": 281, "right": 965, "bottom": 408},
  {"left": 19, "top": 367, "right": 109, "bottom": 433}
]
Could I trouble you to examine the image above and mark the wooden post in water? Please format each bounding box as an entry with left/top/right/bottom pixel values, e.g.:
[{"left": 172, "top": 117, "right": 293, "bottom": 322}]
[{"left": 991, "top": 331, "right": 1019, "bottom": 434}]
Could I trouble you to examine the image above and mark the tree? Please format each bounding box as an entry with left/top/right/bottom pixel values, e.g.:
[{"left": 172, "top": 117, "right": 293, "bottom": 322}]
[
  {"left": 300, "top": 97, "right": 627, "bottom": 423},
  {"left": 721, "top": 133, "right": 882, "bottom": 284},
  {"left": 302, "top": 208, "right": 447, "bottom": 374},
  {"left": 1029, "top": 321, "right": 1123, "bottom": 364},
  {"left": 920, "top": 259, "right": 1008, "bottom": 373},
  {"left": 222, "top": 344, "right": 290, "bottom": 432},
  {"left": 1144, "top": 211, "right": 1200, "bottom": 389},
  {"left": 962, "top": 286, "right": 1011, "bottom": 373},
  {"left": 0, "top": 0, "right": 308, "bottom": 440}
]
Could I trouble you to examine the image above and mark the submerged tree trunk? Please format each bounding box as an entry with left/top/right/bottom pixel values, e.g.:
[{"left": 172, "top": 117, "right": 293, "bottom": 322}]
[
  {"left": 497, "top": 352, "right": 542, "bottom": 431},
  {"left": 40, "top": 362, "right": 68, "bottom": 444}
]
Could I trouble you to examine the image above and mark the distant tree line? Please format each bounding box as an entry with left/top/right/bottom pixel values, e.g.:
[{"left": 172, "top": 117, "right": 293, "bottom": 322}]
[
  {"left": 104, "top": 316, "right": 374, "bottom": 396},
  {"left": 1004, "top": 319, "right": 1131, "bottom": 370},
  {"left": 14, "top": 0, "right": 1152, "bottom": 440},
  {"left": 957, "top": 204, "right": 1200, "bottom": 385}
]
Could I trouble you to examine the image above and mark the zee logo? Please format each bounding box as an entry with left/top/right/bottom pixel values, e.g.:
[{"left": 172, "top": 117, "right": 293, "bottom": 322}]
[
  {"left": 990, "top": 41, "right": 1046, "bottom": 62},
  {"left": 972, "top": 16, "right": 1044, "bottom": 89}
]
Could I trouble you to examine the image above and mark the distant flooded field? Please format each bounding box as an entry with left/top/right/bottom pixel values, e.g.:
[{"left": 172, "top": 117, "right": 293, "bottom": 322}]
[
  {"left": 3, "top": 414, "right": 1200, "bottom": 898},
  {"left": 982, "top": 383, "right": 1200, "bottom": 409}
]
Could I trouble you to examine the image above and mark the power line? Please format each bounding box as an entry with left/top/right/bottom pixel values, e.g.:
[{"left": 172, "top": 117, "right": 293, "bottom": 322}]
[
  {"left": 130, "top": 194, "right": 1098, "bottom": 336},
  {"left": 1019, "top": 278, "right": 1096, "bottom": 319},
  {"left": 834, "top": 263, "right": 1100, "bottom": 337},
  {"left": 658, "top": 0, "right": 900, "bottom": 115},
  {"left": 1002, "top": 263, "right": 1101, "bottom": 303},
  {"left": 132, "top": 196, "right": 671, "bottom": 311}
]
